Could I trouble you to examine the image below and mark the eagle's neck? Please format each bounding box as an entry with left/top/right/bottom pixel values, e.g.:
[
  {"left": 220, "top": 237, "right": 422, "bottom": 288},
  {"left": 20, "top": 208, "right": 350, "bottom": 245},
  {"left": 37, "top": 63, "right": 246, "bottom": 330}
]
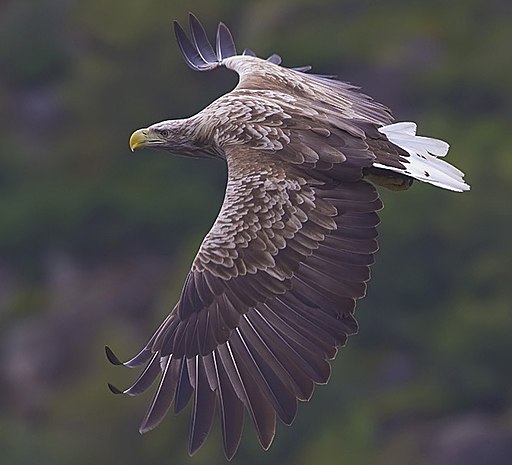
[{"left": 166, "top": 116, "right": 224, "bottom": 160}]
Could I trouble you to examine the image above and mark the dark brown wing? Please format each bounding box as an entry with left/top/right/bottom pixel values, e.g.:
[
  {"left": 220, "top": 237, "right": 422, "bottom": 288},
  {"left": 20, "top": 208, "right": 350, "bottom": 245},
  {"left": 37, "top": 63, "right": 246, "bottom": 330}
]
[{"left": 107, "top": 125, "right": 383, "bottom": 458}]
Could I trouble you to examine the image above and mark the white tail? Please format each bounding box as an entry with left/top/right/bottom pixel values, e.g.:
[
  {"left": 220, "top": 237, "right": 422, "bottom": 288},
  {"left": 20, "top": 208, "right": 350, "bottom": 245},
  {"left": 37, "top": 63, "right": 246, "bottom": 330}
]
[{"left": 375, "top": 122, "right": 470, "bottom": 192}]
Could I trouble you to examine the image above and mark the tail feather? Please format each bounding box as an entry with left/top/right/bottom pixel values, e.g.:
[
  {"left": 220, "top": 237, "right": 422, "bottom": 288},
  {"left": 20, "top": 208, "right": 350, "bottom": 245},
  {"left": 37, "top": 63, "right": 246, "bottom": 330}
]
[{"left": 375, "top": 122, "right": 470, "bottom": 192}]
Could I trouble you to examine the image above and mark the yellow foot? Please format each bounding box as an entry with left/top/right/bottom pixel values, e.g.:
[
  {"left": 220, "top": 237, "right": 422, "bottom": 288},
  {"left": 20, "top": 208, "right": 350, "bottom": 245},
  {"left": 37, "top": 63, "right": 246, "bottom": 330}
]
[{"left": 365, "top": 173, "right": 414, "bottom": 191}]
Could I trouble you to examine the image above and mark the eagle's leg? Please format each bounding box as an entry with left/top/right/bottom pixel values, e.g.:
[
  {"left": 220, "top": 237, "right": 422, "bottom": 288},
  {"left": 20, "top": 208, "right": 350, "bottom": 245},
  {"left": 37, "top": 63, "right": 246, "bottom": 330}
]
[{"left": 364, "top": 168, "right": 414, "bottom": 191}]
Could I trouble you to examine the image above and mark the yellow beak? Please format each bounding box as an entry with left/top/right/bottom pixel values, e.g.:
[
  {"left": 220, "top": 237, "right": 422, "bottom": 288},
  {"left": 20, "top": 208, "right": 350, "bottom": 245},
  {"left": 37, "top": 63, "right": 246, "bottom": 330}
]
[{"left": 129, "top": 128, "right": 149, "bottom": 152}]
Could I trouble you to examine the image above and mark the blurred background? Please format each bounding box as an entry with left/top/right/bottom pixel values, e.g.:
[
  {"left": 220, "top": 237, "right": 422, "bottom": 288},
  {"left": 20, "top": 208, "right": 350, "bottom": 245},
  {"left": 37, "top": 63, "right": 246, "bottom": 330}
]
[{"left": 1, "top": 0, "right": 511, "bottom": 464}]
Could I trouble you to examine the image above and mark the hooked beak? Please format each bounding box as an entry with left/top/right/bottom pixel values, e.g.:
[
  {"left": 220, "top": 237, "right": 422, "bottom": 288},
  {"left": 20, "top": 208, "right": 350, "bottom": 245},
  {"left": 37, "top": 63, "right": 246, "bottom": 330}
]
[{"left": 129, "top": 128, "right": 150, "bottom": 152}]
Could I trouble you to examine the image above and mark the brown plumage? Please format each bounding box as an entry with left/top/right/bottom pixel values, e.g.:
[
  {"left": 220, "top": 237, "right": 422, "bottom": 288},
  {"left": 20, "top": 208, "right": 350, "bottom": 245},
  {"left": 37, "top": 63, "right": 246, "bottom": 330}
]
[{"left": 110, "top": 14, "right": 469, "bottom": 460}]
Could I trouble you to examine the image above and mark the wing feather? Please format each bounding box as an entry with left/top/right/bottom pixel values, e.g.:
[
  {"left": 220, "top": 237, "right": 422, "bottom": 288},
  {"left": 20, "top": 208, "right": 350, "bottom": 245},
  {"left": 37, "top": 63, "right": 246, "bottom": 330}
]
[
  {"left": 174, "top": 358, "right": 194, "bottom": 414},
  {"left": 189, "top": 357, "right": 216, "bottom": 455},
  {"left": 189, "top": 14, "right": 217, "bottom": 63},
  {"left": 213, "top": 350, "right": 244, "bottom": 460},
  {"left": 222, "top": 340, "right": 276, "bottom": 450},
  {"left": 138, "top": 355, "right": 181, "bottom": 433}
]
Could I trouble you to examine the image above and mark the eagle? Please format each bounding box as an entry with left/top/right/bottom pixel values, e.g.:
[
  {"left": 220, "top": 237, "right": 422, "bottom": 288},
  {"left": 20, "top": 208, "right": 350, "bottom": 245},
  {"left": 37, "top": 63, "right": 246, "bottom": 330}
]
[{"left": 108, "top": 14, "right": 469, "bottom": 460}]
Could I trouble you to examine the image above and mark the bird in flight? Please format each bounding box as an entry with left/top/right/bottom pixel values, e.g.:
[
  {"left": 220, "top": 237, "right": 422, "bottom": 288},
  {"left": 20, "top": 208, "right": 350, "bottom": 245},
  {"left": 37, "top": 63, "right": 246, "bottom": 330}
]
[{"left": 108, "top": 13, "right": 469, "bottom": 460}]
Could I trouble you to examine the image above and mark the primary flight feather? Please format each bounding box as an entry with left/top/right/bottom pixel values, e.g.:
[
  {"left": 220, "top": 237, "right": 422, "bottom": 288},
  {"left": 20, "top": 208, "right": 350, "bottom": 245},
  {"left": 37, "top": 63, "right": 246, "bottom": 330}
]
[{"left": 109, "top": 13, "right": 469, "bottom": 460}]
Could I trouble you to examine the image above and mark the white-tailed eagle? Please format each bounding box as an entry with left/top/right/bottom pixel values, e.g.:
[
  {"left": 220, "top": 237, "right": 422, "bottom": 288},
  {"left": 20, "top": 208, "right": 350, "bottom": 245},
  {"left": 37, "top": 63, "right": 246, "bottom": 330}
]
[{"left": 108, "top": 14, "right": 469, "bottom": 460}]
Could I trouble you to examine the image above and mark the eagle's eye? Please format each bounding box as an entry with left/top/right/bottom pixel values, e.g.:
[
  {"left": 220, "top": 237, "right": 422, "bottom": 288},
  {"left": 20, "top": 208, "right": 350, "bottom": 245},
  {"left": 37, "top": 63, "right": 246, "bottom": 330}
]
[{"left": 160, "top": 129, "right": 170, "bottom": 138}]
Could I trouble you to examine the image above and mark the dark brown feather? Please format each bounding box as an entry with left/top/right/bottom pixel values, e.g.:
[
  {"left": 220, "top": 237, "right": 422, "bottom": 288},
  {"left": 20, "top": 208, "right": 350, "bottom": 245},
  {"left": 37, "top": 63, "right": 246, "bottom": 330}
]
[{"left": 189, "top": 358, "right": 216, "bottom": 455}]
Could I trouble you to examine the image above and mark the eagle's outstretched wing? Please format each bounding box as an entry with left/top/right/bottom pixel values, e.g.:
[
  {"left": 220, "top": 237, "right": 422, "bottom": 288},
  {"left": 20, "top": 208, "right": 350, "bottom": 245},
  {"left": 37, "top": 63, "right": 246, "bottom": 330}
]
[
  {"left": 174, "top": 13, "right": 394, "bottom": 125},
  {"left": 108, "top": 141, "right": 381, "bottom": 458}
]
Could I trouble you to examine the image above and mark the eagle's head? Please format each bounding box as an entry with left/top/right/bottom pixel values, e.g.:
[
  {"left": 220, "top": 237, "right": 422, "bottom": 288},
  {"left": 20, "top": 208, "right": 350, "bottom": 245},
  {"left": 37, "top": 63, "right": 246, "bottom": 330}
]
[{"left": 129, "top": 119, "right": 199, "bottom": 155}]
